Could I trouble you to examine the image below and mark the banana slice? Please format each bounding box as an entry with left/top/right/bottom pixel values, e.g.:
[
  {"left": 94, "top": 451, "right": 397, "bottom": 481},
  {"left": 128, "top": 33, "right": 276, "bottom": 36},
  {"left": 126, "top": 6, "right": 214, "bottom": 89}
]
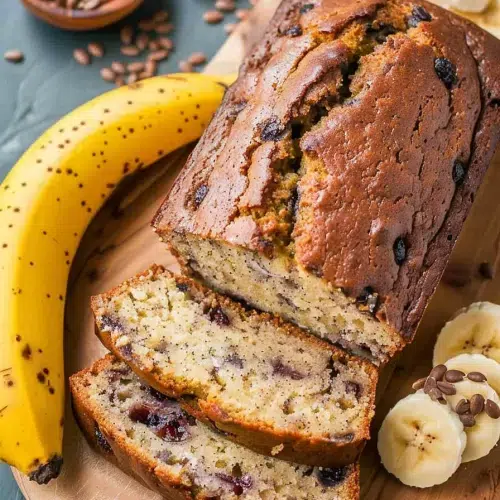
[
  {"left": 444, "top": 378, "right": 500, "bottom": 462},
  {"left": 378, "top": 392, "right": 466, "bottom": 488},
  {"left": 433, "top": 302, "right": 500, "bottom": 365},
  {"left": 445, "top": 353, "right": 500, "bottom": 395}
]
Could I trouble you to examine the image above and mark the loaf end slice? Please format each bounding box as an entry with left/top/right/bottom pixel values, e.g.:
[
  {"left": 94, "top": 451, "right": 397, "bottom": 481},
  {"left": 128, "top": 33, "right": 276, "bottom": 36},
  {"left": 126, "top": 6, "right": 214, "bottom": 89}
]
[
  {"left": 91, "top": 265, "right": 378, "bottom": 467},
  {"left": 70, "top": 355, "right": 360, "bottom": 500}
]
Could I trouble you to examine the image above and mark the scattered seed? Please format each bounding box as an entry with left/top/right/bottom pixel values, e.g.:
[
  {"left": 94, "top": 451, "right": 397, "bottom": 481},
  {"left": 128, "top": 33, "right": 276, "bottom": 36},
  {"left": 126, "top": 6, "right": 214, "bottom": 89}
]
[
  {"left": 203, "top": 10, "right": 224, "bottom": 24},
  {"left": 436, "top": 381, "right": 456, "bottom": 395},
  {"left": 423, "top": 376, "right": 437, "bottom": 394},
  {"left": 145, "top": 60, "right": 157, "bottom": 75},
  {"left": 429, "top": 364, "right": 447, "bottom": 381},
  {"left": 149, "top": 40, "right": 161, "bottom": 51},
  {"left": 111, "top": 61, "right": 126, "bottom": 75},
  {"left": 428, "top": 388, "right": 443, "bottom": 402},
  {"left": 215, "top": 0, "right": 236, "bottom": 12},
  {"left": 148, "top": 50, "right": 169, "bottom": 62},
  {"left": 120, "top": 25, "right": 134, "bottom": 45},
  {"left": 455, "top": 398, "right": 470, "bottom": 415},
  {"left": 127, "top": 62, "right": 145, "bottom": 73},
  {"left": 445, "top": 369, "right": 465, "bottom": 383},
  {"left": 158, "top": 37, "right": 174, "bottom": 50},
  {"left": 127, "top": 73, "right": 138, "bottom": 85},
  {"left": 179, "top": 60, "right": 193, "bottom": 72},
  {"left": 138, "top": 19, "right": 156, "bottom": 31},
  {"left": 224, "top": 23, "right": 238, "bottom": 34},
  {"left": 479, "top": 262, "right": 494, "bottom": 279},
  {"left": 470, "top": 394, "right": 485, "bottom": 415},
  {"left": 73, "top": 48, "right": 90, "bottom": 65},
  {"left": 485, "top": 399, "right": 500, "bottom": 419},
  {"left": 467, "top": 371, "right": 487, "bottom": 383},
  {"left": 138, "top": 71, "right": 151, "bottom": 80},
  {"left": 4, "top": 50, "right": 24, "bottom": 63},
  {"left": 459, "top": 412, "right": 476, "bottom": 427},
  {"left": 188, "top": 52, "right": 207, "bottom": 66},
  {"left": 235, "top": 8, "right": 249, "bottom": 20},
  {"left": 100, "top": 67, "right": 115, "bottom": 82},
  {"left": 152, "top": 10, "right": 169, "bottom": 23},
  {"left": 412, "top": 377, "right": 426, "bottom": 391},
  {"left": 136, "top": 33, "right": 149, "bottom": 51},
  {"left": 155, "top": 23, "right": 174, "bottom": 34},
  {"left": 115, "top": 77, "right": 125, "bottom": 87},
  {"left": 88, "top": 42, "right": 104, "bottom": 57},
  {"left": 120, "top": 46, "right": 140, "bottom": 57}
]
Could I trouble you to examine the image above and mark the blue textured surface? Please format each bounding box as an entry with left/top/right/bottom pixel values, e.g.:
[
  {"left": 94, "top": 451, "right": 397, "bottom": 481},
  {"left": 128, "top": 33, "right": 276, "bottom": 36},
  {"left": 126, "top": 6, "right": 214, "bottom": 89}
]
[{"left": 0, "top": 0, "right": 249, "bottom": 496}]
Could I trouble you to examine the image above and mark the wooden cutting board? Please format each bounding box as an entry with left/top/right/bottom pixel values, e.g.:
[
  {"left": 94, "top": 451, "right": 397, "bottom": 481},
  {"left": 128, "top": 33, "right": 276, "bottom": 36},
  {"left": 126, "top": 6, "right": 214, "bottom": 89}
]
[{"left": 14, "top": 1, "right": 500, "bottom": 498}]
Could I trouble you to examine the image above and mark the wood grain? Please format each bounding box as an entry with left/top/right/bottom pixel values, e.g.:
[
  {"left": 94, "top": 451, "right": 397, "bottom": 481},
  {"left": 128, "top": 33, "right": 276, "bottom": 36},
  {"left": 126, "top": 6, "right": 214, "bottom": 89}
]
[{"left": 14, "top": 0, "right": 500, "bottom": 498}]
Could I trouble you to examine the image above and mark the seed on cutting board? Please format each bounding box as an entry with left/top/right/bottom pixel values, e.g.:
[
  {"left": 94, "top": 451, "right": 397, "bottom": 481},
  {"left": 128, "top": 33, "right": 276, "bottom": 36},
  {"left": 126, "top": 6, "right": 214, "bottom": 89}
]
[
  {"left": 235, "top": 8, "right": 250, "bottom": 20},
  {"left": 215, "top": 0, "right": 236, "bottom": 12},
  {"left": 188, "top": 52, "right": 207, "bottom": 66},
  {"left": 120, "top": 46, "right": 140, "bottom": 57},
  {"left": 73, "top": 48, "right": 90, "bottom": 65},
  {"left": 459, "top": 412, "right": 475, "bottom": 427},
  {"left": 120, "top": 25, "right": 134, "bottom": 45},
  {"left": 136, "top": 33, "right": 149, "bottom": 51},
  {"left": 111, "top": 61, "right": 126, "bottom": 74},
  {"left": 470, "top": 394, "right": 485, "bottom": 415},
  {"left": 152, "top": 10, "right": 169, "bottom": 23},
  {"left": 88, "top": 42, "right": 104, "bottom": 57},
  {"left": 485, "top": 399, "right": 500, "bottom": 419},
  {"left": 436, "top": 381, "right": 456, "bottom": 395},
  {"left": 100, "top": 67, "right": 115, "bottom": 82},
  {"left": 155, "top": 23, "right": 174, "bottom": 34},
  {"left": 411, "top": 377, "right": 426, "bottom": 391},
  {"left": 148, "top": 50, "right": 168, "bottom": 62},
  {"left": 158, "top": 37, "right": 173, "bottom": 50},
  {"left": 429, "top": 364, "right": 447, "bottom": 381},
  {"left": 127, "top": 73, "right": 138, "bottom": 84},
  {"left": 467, "top": 371, "right": 487, "bottom": 383},
  {"left": 179, "top": 60, "right": 193, "bottom": 73},
  {"left": 455, "top": 398, "right": 470, "bottom": 414},
  {"left": 127, "top": 62, "right": 145, "bottom": 73},
  {"left": 4, "top": 50, "right": 24, "bottom": 63},
  {"left": 445, "top": 369, "right": 465, "bottom": 383},
  {"left": 224, "top": 23, "right": 238, "bottom": 34},
  {"left": 203, "top": 10, "right": 224, "bottom": 24}
]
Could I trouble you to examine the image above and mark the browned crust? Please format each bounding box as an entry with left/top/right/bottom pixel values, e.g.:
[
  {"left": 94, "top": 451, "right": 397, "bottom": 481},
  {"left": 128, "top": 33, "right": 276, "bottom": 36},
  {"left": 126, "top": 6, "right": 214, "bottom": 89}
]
[
  {"left": 152, "top": 0, "right": 500, "bottom": 360},
  {"left": 91, "top": 265, "right": 378, "bottom": 468}
]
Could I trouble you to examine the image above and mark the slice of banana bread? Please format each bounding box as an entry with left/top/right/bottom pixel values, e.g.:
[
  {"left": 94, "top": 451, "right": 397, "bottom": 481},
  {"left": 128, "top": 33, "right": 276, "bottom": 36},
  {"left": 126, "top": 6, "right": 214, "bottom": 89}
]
[
  {"left": 70, "top": 355, "right": 360, "bottom": 499},
  {"left": 91, "top": 266, "right": 378, "bottom": 467},
  {"left": 153, "top": 0, "right": 500, "bottom": 363}
]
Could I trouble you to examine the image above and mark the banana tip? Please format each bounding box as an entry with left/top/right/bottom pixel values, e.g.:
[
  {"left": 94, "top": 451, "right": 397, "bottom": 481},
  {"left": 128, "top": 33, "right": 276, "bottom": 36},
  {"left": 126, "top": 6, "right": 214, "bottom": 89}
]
[{"left": 28, "top": 454, "right": 63, "bottom": 484}]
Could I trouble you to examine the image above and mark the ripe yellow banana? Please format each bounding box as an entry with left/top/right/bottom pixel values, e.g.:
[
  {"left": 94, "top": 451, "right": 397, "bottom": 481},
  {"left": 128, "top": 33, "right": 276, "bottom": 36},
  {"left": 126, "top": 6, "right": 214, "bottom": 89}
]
[{"left": 0, "top": 73, "right": 235, "bottom": 483}]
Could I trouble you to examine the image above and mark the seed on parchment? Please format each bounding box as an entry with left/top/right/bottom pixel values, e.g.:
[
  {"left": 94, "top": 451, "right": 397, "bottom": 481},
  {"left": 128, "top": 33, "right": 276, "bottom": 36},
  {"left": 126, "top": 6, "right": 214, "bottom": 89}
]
[
  {"left": 215, "top": 0, "right": 236, "bottom": 12},
  {"left": 188, "top": 52, "right": 207, "bottom": 66},
  {"left": 155, "top": 23, "right": 174, "bottom": 34},
  {"left": 158, "top": 37, "right": 173, "bottom": 50},
  {"left": 136, "top": 33, "right": 149, "bottom": 51},
  {"left": 148, "top": 50, "right": 169, "bottom": 62},
  {"left": 203, "top": 10, "right": 224, "bottom": 24},
  {"left": 179, "top": 60, "right": 193, "bottom": 73},
  {"left": 4, "top": 50, "right": 24, "bottom": 63},
  {"left": 127, "top": 73, "right": 138, "bottom": 85},
  {"left": 120, "top": 25, "right": 134, "bottom": 45},
  {"left": 73, "top": 48, "right": 90, "bottom": 65},
  {"left": 120, "top": 45, "right": 140, "bottom": 57},
  {"left": 111, "top": 61, "right": 126, "bottom": 74},
  {"left": 235, "top": 8, "right": 250, "bottom": 20},
  {"left": 100, "top": 67, "right": 115, "bottom": 82},
  {"left": 127, "top": 62, "right": 145, "bottom": 73},
  {"left": 224, "top": 23, "right": 238, "bottom": 34},
  {"left": 152, "top": 10, "right": 169, "bottom": 23},
  {"left": 88, "top": 42, "right": 104, "bottom": 57}
]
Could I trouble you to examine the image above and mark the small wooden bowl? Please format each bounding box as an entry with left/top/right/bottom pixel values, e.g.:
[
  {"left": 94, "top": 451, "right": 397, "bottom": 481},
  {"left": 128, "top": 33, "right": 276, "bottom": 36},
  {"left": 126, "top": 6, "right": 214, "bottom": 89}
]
[{"left": 21, "top": 0, "right": 144, "bottom": 31}]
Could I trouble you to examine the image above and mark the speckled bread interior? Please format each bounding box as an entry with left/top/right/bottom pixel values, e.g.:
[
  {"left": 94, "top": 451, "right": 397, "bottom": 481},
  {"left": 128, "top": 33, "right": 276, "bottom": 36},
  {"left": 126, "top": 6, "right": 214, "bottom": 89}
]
[
  {"left": 70, "top": 355, "right": 360, "bottom": 500},
  {"left": 153, "top": 0, "right": 500, "bottom": 363},
  {"left": 91, "top": 265, "right": 378, "bottom": 467}
]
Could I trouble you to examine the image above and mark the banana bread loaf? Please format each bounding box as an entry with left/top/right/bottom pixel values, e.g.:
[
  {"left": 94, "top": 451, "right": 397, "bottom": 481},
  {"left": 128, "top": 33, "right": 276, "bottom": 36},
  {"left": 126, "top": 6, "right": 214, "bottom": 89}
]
[
  {"left": 70, "top": 355, "right": 360, "bottom": 499},
  {"left": 153, "top": 0, "right": 500, "bottom": 363},
  {"left": 91, "top": 266, "right": 378, "bottom": 467}
]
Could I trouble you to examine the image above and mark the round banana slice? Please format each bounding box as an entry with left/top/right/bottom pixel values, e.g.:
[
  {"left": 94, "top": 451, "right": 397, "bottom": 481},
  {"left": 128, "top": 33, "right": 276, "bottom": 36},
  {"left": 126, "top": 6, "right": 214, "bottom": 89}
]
[
  {"left": 433, "top": 302, "right": 500, "bottom": 365},
  {"left": 378, "top": 392, "right": 466, "bottom": 488},
  {"left": 445, "top": 379, "right": 500, "bottom": 462},
  {"left": 445, "top": 353, "right": 500, "bottom": 395}
]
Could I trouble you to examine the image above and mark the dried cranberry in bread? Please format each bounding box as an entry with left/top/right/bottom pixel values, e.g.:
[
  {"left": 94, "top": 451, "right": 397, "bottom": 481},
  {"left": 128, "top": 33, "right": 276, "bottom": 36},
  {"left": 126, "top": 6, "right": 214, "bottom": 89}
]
[
  {"left": 91, "top": 266, "right": 378, "bottom": 467},
  {"left": 153, "top": 0, "right": 500, "bottom": 363},
  {"left": 70, "top": 355, "right": 360, "bottom": 499}
]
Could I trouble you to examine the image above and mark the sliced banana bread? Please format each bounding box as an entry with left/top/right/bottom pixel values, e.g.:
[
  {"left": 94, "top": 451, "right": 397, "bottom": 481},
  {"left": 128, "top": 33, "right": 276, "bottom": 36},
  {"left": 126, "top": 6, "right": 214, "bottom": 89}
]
[
  {"left": 70, "top": 355, "right": 360, "bottom": 499},
  {"left": 152, "top": 0, "right": 500, "bottom": 362},
  {"left": 91, "top": 266, "right": 378, "bottom": 467}
]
